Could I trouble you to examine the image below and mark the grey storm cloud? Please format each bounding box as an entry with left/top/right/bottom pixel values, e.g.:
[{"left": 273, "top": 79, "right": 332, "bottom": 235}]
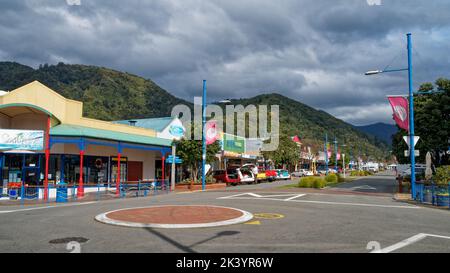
[{"left": 0, "top": 0, "right": 449, "bottom": 125}]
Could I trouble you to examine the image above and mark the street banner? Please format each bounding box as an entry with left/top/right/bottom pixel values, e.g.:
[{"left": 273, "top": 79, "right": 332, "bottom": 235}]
[
  {"left": 205, "top": 120, "right": 218, "bottom": 145},
  {"left": 388, "top": 96, "right": 409, "bottom": 131},
  {"left": 0, "top": 129, "right": 44, "bottom": 151}
]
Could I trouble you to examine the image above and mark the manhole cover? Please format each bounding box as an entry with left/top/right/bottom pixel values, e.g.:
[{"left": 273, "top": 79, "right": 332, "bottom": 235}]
[
  {"left": 49, "top": 237, "right": 89, "bottom": 244},
  {"left": 253, "top": 213, "right": 285, "bottom": 220}
]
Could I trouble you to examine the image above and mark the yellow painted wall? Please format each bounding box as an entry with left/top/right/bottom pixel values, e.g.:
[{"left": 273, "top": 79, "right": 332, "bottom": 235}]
[{"left": 0, "top": 81, "right": 157, "bottom": 137}]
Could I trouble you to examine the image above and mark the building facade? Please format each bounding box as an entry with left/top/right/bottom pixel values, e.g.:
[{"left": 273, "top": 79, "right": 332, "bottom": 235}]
[{"left": 0, "top": 81, "right": 176, "bottom": 200}]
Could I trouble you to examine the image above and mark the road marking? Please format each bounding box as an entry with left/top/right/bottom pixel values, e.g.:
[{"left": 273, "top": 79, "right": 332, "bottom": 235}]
[
  {"left": 373, "top": 233, "right": 450, "bottom": 253},
  {"left": 220, "top": 195, "right": 420, "bottom": 209},
  {"left": 218, "top": 193, "right": 307, "bottom": 201},
  {"left": 0, "top": 201, "right": 98, "bottom": 214},
  {"left": 218, "top": 193, "right": 263, "bottom": 199},
  {"left": 284, "top": 194, "right": 306, "bottom": 201},
  {"left": 254, "top": 213, "right": 285, "bottom": 219},
  {"left": 351, "top": 185, "right": 377, "bottom": 191},
  {"left": 244, "top": 220, "right": 261, "bottom": 225}
]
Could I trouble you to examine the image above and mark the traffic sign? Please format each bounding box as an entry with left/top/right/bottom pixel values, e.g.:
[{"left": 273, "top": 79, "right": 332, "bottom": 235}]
[
  {"left": 403, "top": 136, "right": 420, "bottom": 148},
  {"left": 404, "top": 150, "right": 420, "bottom": 157}
]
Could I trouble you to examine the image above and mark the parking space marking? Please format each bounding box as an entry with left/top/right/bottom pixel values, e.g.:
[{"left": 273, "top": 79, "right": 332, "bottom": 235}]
[{"left": 373, "top": 233, "right": 450, "bottom": 253}]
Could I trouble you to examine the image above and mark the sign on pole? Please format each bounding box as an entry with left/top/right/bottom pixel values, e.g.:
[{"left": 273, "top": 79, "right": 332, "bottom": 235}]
[
  {"left": 404, "top": 150, "right": 420, "bottom": 157},
  {"left": 403, "top": 136, "right": 420, "bottom": 148}
]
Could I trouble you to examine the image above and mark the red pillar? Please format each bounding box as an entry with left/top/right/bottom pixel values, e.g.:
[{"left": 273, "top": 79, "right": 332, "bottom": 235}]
[
  {"left": 116, "top": 153, "right": 121, "bottom": 196},
  {"left": 162, "top": 156, "right": 165, "bottom": 190},
  {"left": 44, "top": 116, "right": 51, "bottom": 200},
  {"left": 77, "top": 150, "right": 84, "bottom": 197}
]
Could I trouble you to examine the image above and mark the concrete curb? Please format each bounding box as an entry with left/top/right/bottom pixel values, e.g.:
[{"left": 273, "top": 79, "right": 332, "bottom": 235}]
[{"left": 95, "top": 205, "right": 254, "bottom": 229}]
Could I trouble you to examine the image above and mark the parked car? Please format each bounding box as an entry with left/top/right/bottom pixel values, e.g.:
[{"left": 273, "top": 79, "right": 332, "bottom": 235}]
[
  {"left": 275, "top": 169, "right": 291, "bottom": 180},
  {"left": 237, "top": 167, "right": 256, "bottom": 184},
  {"left": 265, "top": 169, "right": 277, "bottom": 182},
  {"left": 317, "top": 167, "right": 337, "bottom": 175},
  {"left": 212, "top": 169, "right": 240, "bottom": 185},
  {"left": 292, "top": 169, "right": 314, "bottom": 177}
]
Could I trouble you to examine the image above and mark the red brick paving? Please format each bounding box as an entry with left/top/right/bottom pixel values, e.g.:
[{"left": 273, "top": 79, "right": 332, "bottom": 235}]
[{"left": 106, "top": 206, "right": 244, "bottom": 224}]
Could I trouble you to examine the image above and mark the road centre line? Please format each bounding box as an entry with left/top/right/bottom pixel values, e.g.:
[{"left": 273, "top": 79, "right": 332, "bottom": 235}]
[
  {"left": 373, "top": 233, "right": 450, "bottom": 253},
  {"left": 220, "top": 196, "right": 420, "bottom": 209},
  {"left": 0, "top": 201, "right": 98, "bottom": 214}
]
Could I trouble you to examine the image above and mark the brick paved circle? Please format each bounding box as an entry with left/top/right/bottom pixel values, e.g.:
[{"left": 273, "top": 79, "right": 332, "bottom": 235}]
[{"left": 95, "top": 205, "right": 254, "bottom": 229}]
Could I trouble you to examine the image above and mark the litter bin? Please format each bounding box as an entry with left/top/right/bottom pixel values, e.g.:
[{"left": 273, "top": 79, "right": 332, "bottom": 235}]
[
  {"left": 56, "top": 183, "right": 68, "bottom": 203},
  {"left": 8, "top": 188, "right": 18, "bottom": 200}
]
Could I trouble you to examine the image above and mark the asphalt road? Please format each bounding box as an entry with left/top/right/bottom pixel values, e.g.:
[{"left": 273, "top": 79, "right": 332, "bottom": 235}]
[{"left": 0, "top": 173, "right": 449, "bottom": 253}]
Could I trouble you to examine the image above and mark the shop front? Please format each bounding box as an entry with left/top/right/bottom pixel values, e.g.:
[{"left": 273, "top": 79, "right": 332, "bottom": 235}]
[{"left": 0, "top": 81, "right": 175, "bottom": 200}]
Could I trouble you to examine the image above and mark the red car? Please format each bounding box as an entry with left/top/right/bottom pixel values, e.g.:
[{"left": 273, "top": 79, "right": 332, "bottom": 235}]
[
  {"left": 212, "top": 169, "right": 240, "bottom": 185},
  {"left": 265, "top": 170, "right": 277, "bottom": 182}
]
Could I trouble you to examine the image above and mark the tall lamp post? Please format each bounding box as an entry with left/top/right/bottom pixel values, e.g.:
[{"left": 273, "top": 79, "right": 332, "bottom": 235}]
[
  {"left": 201, "top": 80, "right": 207, "bottom": 191},
  {"left": 365, "top": 33, "right": 416, "bottom": 199},
  {"left": 334, "top": 137, "right": 338, "bottom": 172},
  {"left": 324, "top": 134, "right": 329, "bottom": 175}
]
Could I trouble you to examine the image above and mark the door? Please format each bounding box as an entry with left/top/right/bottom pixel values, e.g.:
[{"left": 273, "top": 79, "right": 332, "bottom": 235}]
[{"left": 127, "top": 161, "right": 143, "bottom": 182}]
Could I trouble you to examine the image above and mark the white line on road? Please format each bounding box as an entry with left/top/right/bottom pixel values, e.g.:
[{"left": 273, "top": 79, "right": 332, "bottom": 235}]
[
  {"left": 284, "top": 194, "right": 306, "bottom": 201},
  {"left": 220, "top": 196, "right": 420, "bottom": 209},
  {"left": 373, "top": 233, "right": 450, "bottom": 253},
  {"left": 0, "top": 201, "right": 98, "bottom": 214},
  {"left": 218, "top": 193, "right": 263, "bottom": 199}
]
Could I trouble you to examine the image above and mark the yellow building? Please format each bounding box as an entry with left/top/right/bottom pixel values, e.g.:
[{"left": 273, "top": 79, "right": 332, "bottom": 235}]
[{"left": 0, "top": 81, "right": 175, "bottom": 200}]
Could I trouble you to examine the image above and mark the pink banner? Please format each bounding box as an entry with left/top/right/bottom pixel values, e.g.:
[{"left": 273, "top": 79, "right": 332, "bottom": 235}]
[
  {"left": 205, "top": 120, "right": 218, "bottom": 145},
  {"left": 388, "top": 96, "right": 409, "bottom": 131}
]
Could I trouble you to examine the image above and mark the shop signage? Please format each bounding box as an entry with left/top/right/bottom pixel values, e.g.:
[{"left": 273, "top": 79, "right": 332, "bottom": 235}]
[
  {"left": 223, "top": 134, "right": 245, "bottom": 154},
  {"left": 169, "top": 125, "right": 185, "bottom": 138},
  {"left": 166, "top": 155, "right": 183, "bottom": 164},
  {"left": 0, "top": 129, "right": 44, "bottom": 151}
]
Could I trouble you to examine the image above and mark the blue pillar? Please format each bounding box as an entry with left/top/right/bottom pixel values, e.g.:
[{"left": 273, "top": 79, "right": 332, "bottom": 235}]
[
  {"left": 61, "top": 155, "right": 65, "bottom": 183},
  {"left": 407, "top": 33, "right": 416, "bottom": 199},
  {"left": 201, "top": 80, "right": 207, "bottom": 191},
  {"left": 334, "top": 137, "right": 338, "bottom": 172},
  {"left": 324, "top": 134, "right": 329, "bottom": 175}
]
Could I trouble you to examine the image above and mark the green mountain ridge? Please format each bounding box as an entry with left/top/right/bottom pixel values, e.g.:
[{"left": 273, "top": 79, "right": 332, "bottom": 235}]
[
  {"left": 0, "top": 61, "right": 389, "bottom": 160},
  {"left": 0, "top": 62, "right": 189, "bottom": 121}
]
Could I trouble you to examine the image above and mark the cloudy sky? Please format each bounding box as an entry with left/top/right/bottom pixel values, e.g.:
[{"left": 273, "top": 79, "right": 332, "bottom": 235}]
[{"left": 1, "top": 0, "right": 449, "bottom": 125}]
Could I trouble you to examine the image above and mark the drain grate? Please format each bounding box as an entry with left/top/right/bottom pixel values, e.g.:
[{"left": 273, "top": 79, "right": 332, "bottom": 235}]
[{"left": 49, "top": 237, "right": 89, "bottom": 244}]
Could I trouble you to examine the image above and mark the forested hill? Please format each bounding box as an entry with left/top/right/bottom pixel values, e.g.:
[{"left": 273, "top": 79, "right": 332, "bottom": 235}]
[
  {"left": 0, "top": 62, "right": 189, "bottom": 121},
  {"left": 222, "top": 94, "right": 390, "bottom": 159},
  {"left": 0, "top": 61, "right": 389, "bottom": 159}
]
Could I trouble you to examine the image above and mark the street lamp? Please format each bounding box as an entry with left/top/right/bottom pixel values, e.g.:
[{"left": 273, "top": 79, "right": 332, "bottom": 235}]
[
  {"left": 365, "top": 33, "right": 416, "bottom": 199},
  {"left": 201, "top": 80, "right": 207, "bottom": 191},
  {"left": 341, "top": 144, "right": 347, "bottom": 178}
]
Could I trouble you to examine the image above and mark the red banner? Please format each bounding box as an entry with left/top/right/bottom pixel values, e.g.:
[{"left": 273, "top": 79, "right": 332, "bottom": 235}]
[
  {"left": 205, "top": 120, "right": 218, "bottom": 145},
  {"left": 388, "top": 96, "right": 409, "bottom": 131}
]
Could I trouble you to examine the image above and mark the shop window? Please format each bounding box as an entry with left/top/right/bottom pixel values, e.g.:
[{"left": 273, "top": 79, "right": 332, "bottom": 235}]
[
  {"left": 86, "top": 156, "right": 109, "bottom": 185},
  {"left": 110, "top": 156, "right": 127, "bottom": 183}
]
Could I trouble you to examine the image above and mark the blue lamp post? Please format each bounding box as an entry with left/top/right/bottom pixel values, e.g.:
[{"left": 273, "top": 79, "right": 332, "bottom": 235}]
[
  {"left": 324, "top": 134, "right": 329, "bottom": 175},
  {"left": 365, "top": 33, "right": 416, "bottom": 199},
  {"left": 334, "top": 137, "right": 338, "bottom": 172},
  {"left": 201, "top": 80, "right": 207, "bottom": 191}
]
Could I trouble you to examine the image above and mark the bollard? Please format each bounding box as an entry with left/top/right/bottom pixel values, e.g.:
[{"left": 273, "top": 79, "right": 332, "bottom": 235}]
[{"left": 397, "top": 175, "right": 403, "bottom": 193}]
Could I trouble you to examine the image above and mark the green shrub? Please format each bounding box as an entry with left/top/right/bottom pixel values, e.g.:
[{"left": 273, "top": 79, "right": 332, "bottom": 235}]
[
  {"left": 299, "top": 176, "right": 315, "bottom": 188},
  {"left": 434, "top": 166, "right": 450, "bottom": 185},
  {"left": 325, "top": 174, "right": 338, "bottom": 183},
  {"left": 313, "top": 178, "right": 327, "bottom": 189},
  {"left": 336, "top": 173, "right": 345, "bottom": 183},
  {"left": 299, "top": 177, "right": 326, "bottom": 189}
]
